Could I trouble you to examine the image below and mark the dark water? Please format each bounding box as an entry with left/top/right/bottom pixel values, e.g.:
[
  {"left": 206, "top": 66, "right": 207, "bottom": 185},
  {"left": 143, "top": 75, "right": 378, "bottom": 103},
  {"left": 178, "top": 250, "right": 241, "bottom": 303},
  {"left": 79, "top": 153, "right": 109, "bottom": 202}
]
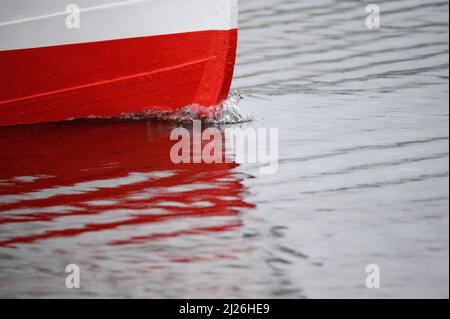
[{"left": 0, "top": 0, "right": 449, "bottom": 298}]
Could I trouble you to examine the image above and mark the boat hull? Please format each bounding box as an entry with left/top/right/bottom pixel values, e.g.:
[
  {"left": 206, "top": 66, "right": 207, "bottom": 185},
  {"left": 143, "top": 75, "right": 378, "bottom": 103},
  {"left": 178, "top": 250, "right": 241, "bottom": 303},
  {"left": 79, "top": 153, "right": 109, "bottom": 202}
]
[{"left": 0, "top": 0, "right": 238, "bottom": 126}]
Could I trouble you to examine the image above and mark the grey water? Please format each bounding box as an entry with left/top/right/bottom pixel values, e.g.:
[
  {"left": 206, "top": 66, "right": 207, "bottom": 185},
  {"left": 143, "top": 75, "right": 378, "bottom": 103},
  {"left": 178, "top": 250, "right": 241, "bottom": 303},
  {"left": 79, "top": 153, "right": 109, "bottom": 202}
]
[{"left": 0, "top": 0, "right": 448, "bottom": 298}]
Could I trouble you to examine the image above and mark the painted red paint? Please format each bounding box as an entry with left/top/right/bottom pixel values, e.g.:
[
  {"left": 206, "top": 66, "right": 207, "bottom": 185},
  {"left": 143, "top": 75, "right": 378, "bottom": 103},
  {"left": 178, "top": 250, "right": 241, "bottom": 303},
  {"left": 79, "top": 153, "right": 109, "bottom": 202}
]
[{"left": 0, "top": 29, "right": 238, "bottom": 127}]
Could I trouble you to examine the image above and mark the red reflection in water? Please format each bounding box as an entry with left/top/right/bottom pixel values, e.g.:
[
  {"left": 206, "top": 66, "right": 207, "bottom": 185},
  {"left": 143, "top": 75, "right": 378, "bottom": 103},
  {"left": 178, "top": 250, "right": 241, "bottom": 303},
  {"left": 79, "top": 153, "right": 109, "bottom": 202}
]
[{"left": 0, "top": 120, "right": 254, "bottom": 248}]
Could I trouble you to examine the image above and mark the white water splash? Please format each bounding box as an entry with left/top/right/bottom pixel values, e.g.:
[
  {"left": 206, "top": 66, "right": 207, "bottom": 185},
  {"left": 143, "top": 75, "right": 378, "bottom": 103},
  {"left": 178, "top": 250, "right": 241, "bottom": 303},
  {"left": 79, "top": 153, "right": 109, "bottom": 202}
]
[{"left": 119, "top": 91, "right": 253, "bottom": 125}]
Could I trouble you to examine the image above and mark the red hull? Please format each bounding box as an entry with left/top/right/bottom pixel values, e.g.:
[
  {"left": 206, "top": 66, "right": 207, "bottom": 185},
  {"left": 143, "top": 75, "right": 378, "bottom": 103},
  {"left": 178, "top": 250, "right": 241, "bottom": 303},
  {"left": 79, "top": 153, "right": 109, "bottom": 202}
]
[{"left": 0, "top": 29, "right": 238, "bottom": 126}]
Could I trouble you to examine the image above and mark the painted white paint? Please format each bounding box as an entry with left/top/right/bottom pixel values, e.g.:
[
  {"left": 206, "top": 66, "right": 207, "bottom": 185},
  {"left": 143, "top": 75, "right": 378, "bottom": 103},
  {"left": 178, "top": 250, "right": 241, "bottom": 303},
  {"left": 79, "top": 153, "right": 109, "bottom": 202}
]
[{"left": 0, "top": 0, "right": 238, "bottom": 51}]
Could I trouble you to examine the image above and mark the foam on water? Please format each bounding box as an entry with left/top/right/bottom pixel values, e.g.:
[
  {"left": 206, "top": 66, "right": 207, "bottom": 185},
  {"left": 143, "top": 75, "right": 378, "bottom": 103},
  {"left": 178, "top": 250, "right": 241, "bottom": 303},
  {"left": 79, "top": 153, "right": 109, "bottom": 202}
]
[{"left": 118, "top": 91, "right": 253, "bottom": 125}]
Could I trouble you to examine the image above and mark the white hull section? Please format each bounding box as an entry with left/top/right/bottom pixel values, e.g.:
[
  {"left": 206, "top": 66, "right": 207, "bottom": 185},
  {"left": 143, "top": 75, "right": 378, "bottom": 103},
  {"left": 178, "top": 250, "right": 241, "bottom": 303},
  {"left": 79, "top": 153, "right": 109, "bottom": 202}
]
[{"left": 0, "top": 0, "right": 238, "bottom": 51}]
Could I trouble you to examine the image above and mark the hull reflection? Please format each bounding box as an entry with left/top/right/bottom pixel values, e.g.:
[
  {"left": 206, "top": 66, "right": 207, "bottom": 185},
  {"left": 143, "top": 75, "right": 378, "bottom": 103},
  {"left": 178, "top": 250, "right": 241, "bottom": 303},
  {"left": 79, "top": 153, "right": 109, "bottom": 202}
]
[{"left": 0, "top": 120, "right": 254, "bottom": 248}]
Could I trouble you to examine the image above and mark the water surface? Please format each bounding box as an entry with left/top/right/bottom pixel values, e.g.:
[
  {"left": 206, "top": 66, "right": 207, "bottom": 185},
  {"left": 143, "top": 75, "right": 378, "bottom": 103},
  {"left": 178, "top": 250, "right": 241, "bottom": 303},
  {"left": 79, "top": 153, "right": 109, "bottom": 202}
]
[{"left": 0, "top": 0, "right": 449, "bottom": 298}]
